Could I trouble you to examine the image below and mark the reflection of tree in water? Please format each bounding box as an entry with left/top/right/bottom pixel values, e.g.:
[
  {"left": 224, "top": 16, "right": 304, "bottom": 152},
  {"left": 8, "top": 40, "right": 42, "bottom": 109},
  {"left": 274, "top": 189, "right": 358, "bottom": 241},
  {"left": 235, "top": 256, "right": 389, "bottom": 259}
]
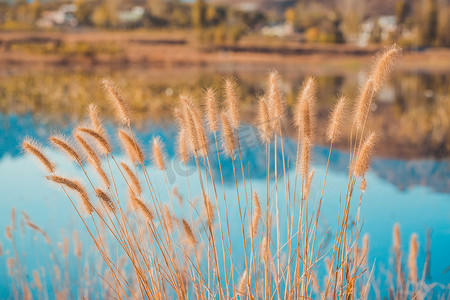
[
  {"left": 0, "top": 69, "right": 448, "bottom": 156},
  {"left": 1, "top": 113, "right": 448, "bottom": 194}
]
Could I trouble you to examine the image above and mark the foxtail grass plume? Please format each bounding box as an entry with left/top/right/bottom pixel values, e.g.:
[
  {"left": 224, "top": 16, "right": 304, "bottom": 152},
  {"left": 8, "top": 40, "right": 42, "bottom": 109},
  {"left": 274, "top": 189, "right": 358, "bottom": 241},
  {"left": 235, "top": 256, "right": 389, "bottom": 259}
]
[
  {"left": 353, "top": 133, "right": 377, "bottom": 177},
  {"left": 46, "top": 175, "right": 93, "bottom": 215},
  {"left": 75, "top": 134, "right": 110, "bottom": 188},
  {"left": 163, "top": 205, "right": 173, "bottom": 233},
  {"left": 260, "top": 236, "right": 270, "bottom": 264},
  {"left": 250, "top": 191, "right": 262, "bottom": 239},
  {"left": 220, "top": 113, "right": 236, "bottom": 157},
  {"left": 300, "top": 140, "right": 311, "bottom": 178},
  {"left": 95, "top": 188, "right": 115, "bottom": 213},
  {"left": 180, "top": 96, "right": 200, "bottom": 154},
  {"left": 304, "top": 169, "right": 315, "bottom": 198},
  {"left": 238, "top": 269, "right": 249, "bottom": 296},
  {"left": 176, "top": 129, "right": 189, "bottom": 164},
  {"left": 327, "top": 96, "right": 347, "bottom": 142},
  {"left": 77, "top": 127, "right": 112, "bottom": 156},
  {"left": 152, "top": 137, "right": 166, "bottom": 171},
  {"left": 49, "top": 135, "right": 83, "bottom": 165},
  {"left": 204, "top": 199, "right": 215, "bottom": 224},
  {"left": 294, "top": 77, "right": 317, "bottom": 140},
  {"left": 182, "top": 219, "right": 197, "bottom": 248},
  {"left": 360, "top": 178, "right": 367, "bottom": 192},
  {"left": 33, "top": 271, "right": 42, "bottom": 292},
  {"left": 121, "top": 162, "right": 142, "bottom": 195},
  {"left": 127, "top": 188, "right": 139, "bottom": 210},
  {"left": 191, "top": 102, "right": 209, "bottom": 157},
  {"left": 256, "top": 97, "right": 273, "bottom": 144},
  {"left": 354, "top": 79, "right": 375, "bottom": 129},
  {"left": 224, "top": 78, "right": 240, "bottom": 129},
  {"left": 88, "top": 103, "right": 104, "bottom": 134},
  {"left": 370, "top": 44, "right": 401, "bottom": 92},
  {"left": 22, "top": 138, "right": 55, "bottom": 173},
  {"left": 118, "top": 129, "right": 145, "bottom": 164},
  {"left": 204, "top": 87, "right": 219, "bottom": 133},
  {"left": 393, "top": 223, "right": 401, "bottom": 253},
  {"left": 267, "top": 70, "right": 285, "bottom": 129},
  {"left": 101, "top": 78, "right": 131, "bottom": 124},
  {"left": 408, "top": 233, "right": 419, "bottom": 283},
  {"left": 135, "top": 200, "right": 154, "bottom": 222},
  {"left": 361, "top": 234, "right": 369, "bottom": 266}
]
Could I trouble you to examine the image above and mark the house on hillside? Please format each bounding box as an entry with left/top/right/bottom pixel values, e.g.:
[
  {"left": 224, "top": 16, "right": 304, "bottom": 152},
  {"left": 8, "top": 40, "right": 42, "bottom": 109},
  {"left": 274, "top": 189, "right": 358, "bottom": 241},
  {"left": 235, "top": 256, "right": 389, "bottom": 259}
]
[
  {"left": 358, "top": 15, "right": 397, "bottom": 46},
  {"left": 118, "top": 6, "right": 145, "bottom": 26},
  {"left": 36, "top": 4, "right": 78, "bottom": 28}
]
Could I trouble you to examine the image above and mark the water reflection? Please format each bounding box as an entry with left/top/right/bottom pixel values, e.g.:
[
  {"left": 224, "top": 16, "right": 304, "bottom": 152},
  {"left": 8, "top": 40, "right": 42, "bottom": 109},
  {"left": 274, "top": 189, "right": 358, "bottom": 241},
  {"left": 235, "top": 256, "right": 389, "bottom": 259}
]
[
  {"left": 1, "top": 113, "right": 448, "bottom": 193},
  {"left": 0, "top": 68, "right": 449, "bottom": 158},
  {"left": 0, "top": 113, "right": 449, "bottom": 295}
]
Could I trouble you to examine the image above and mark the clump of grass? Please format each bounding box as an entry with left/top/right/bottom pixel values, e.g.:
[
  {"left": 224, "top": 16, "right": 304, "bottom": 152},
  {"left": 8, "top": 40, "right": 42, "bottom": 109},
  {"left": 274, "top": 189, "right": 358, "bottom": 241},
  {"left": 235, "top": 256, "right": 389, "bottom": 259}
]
[{"left": 14, "top": 44, "right": 446, "bottom": 299}]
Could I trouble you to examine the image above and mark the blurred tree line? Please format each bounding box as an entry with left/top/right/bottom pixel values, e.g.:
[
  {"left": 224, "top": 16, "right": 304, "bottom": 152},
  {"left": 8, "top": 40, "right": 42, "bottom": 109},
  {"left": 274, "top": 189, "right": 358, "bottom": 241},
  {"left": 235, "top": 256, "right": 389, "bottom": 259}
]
[{"left": 0, "top": 0, "right": 449, "bottom": 47}]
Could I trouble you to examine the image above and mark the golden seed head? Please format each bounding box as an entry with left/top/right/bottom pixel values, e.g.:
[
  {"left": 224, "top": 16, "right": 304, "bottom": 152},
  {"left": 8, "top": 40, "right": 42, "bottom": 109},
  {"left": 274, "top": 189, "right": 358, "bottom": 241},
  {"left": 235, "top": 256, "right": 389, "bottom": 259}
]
[
  {"left": 300, "top": 139, "right": 311, "bottom": 179},
  {"left": 224, "top": 78, "right": 240, "bottom": 129},
  {"left": 238, "top": 269, "right": 249, "bottom": 296},
  {"left": 33, "top": 271, "right": 42, "bottom": 292},
  {"left": 252, "top": 191, "right": 261, "bottom": 217},
  {"left": 353, "top": 133, "right": 377, "bottom": 177},
  {"left": 220, "top": 113, "right": 236, "bottom": 158},
  {"left": 95, "top": 188, "right": 115, "bottom": 213},
  {"left": 354, "top": 79, "right": 375, "bottom": 129},
  {"left": 360, "top": 178, "right": 367, "bottom": 192},
  {"left": 121, "top": 162, "right": 142, "bottom": 195},
  {"left": 88, "top": 103, "right": 104, "bottom": 134},
  {"left": 22, "top": 138, "right": 55, "bottom": 173},
  {"left": 49, "top": 135, "right": 83, "bottom": 165},
  {"left": 176, "top": 129, "right": 190, "bottom": 164},
  {"left": 408, "top": 233, "right": 419, "bottom": 283},
  {"left": 46, "top": 175, "right": 93, "bottom": 215},
  {"left": 256, "top": 97, "right": 273, "bottom": 144},
  {"left": 327, "top": 96, "right": 347, "bottom": 142},
  {"left": 118, "top": 129, "right": 145, "bottom": 164},
  {"left": 294, "top": 77, "right": 317, "bottom": 137},
  {"left": 152, "top": 137, "right": 166, "bottom": 171},
  {"left": 180, "top": 95, "right": 200, "bottom": 154},
  {"left": 204, "top": 87, "right": 219, "bottom": 133},
  {"left": 135, "top": 200, "right": 154, "bottom": 222},
  {"left": 267, "top": 70, "right": 285, "bottom": 128},
  {"left": 77, "top": 127, "right": 112, "bottom": 156},
  {"left": 182, "top": 219, "right": 197, "bottom": 248},
  {"left": 370, "top": 44, "right": 402, "bottom": 92},
  {"left": 163, "top": 205, "right": 173, "bottom": 233},
  {"left": 101, "top": 78, "right": 131, "bottom": 125},
  {"left": 393, "top": 223, "right": 401, "bottom": 252}
]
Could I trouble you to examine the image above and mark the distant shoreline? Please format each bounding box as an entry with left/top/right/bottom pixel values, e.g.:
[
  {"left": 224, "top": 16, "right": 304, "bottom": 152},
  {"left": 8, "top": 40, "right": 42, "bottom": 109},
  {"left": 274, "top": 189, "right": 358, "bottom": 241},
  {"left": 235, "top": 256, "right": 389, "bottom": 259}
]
[{"left": 1, "top": 30, "right": 450, "bottom": 72}]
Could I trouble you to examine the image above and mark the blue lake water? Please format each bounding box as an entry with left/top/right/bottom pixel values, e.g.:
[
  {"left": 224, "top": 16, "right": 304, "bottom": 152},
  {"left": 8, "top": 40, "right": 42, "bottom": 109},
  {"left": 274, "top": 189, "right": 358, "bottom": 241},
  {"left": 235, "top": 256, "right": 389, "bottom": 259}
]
[{"left": 0, "top": 112, "right": 449, "bottom": 298}]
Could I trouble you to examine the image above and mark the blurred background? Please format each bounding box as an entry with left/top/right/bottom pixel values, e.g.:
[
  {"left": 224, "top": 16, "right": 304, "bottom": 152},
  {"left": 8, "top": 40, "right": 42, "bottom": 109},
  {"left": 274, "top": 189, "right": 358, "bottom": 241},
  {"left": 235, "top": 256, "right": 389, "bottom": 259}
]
[{"left": 0, "top": 0, "right": 449, "bottom": 297}]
